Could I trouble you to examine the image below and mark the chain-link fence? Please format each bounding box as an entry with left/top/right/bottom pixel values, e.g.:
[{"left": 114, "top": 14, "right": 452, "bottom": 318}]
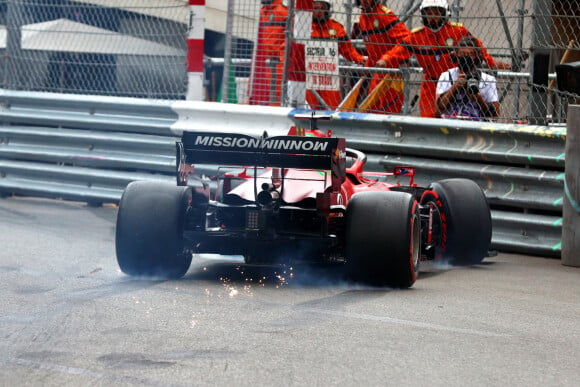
[
  {"left": 0, "top": 0, "right": 189, "bottom": 99},
  {"left": 0, "top": 1, "right": 578, "bottom": 123},
  {"left": 222, "top": 0, "right": 579, "bottom": 124}
]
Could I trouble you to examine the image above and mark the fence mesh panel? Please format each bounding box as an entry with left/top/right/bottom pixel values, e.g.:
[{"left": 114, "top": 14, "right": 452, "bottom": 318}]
[
  {"left": 226, "top": 0, "right": 579, "bottom": 124},
  {"left": 0, "top": 1, "right": 578, "bottom": 123},
  {"left": 1, "top": 0, "right": 188, "bottom": 99}
]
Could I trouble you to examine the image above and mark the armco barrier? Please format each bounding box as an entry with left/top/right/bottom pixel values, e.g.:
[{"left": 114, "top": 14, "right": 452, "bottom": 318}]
[
  {"left": 0, "top": 90, "right": 566, "bottom": 257},
  {"left": 312, "top": 114, "right": 565, "bottom": 257},
  {"left": 0, "top": 90, "right": 179, "bottom": 203}
]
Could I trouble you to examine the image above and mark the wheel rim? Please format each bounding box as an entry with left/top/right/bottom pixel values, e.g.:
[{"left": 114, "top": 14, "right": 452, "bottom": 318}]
[
  {"left": 411, "top": 213, "right": 420, "bottom": 274},
  {"left": 426, "top": 200, "right": 443, "bottom": 248}
]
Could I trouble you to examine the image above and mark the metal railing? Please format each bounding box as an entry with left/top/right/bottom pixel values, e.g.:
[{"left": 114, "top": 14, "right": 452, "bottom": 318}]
[
  {"left": 0, "top": 90, "right": 178, "bottom": 204},
  {"left": 211, "top": 55, "right": 571, "bottom": 124}
]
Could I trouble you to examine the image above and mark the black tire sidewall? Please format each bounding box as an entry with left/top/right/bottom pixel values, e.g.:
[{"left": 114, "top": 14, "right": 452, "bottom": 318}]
[
  {"left": 345, "top": 191, "right": 418, "bottom": 287},
  {"left": 116, "top": 181, "right": 192, "bottom": 279},
  {"left": 426, "top": 178, "right": 492, "bottom": 265}
]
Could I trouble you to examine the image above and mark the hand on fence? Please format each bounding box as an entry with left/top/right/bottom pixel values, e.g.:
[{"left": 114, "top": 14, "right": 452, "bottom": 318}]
[{"left": 375, "top": 59, "right": 387, "bottom": 68}]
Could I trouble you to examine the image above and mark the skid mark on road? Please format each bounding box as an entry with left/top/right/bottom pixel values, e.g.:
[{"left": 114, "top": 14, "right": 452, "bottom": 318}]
[{"left": 301, "top": 308, "right": 509, "bottom": 337}]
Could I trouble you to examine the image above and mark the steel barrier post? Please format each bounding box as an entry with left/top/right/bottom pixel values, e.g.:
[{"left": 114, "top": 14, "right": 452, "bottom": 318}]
[
  {"left": 513, "top": 0, "right": 527, "bottom": 117},
  {"left": 528, "top": 0, "right": 552, "bottom": 125},
  {"left": 221, "top": 0, "right": 235, "bottom": 104},
  {"left": 562, "top": 104, "right": 580, "bottom": 267},
  {"left": 186, "top": 0, "right": 206, "bottom": 101},
  {"left": 287, "top": 0, "right": 313, "bottom": 108},
  {"left": 4, "top": 0, "right": 25, "bottom": 90},
  {"left": 401, "top": 68, "right": 411, "bottom": 115}
]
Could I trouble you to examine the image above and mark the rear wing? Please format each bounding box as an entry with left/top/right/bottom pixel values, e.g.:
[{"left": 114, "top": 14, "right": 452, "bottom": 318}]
[{"left": 177, "top": 131, "right": 346, "bottom": 188}]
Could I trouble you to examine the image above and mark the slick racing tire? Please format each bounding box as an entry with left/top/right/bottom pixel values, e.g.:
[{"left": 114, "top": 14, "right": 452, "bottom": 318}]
[
  {"left": 116, "top": 181, "right": 193, "bottom": 279},
  {"left": 345, "top": 191, "right": 420, "bottom": 288},
  {"left": 421, "top": 178, "right": 492, "bottom": 266}
]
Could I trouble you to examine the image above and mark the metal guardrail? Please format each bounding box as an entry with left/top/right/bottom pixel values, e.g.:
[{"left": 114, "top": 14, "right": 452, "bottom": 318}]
[
  {"left": 0, "top": 90, "right": 566, "bottom": 257},
  {"left": 0, "top": 90, "right": 179, "bottom": 204},
  {"left": 310, "top": 114, "right": 564, "bottom": 257}
]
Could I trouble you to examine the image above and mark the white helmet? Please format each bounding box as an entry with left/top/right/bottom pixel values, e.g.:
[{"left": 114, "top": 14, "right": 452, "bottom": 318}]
[
  {"left": 314, "top": 0, "right": 332, "bottom": 10},
  {"left": 356, "top": 0, "right": 382, "bottom": 10},
  {"left": 420, "top": 0, "right": 450, "bottom": 32}
]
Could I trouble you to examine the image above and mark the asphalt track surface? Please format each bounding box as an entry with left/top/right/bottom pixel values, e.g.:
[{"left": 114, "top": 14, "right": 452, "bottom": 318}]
[{"left": 1, "top": 196, "right": 579, "bottom": 386}]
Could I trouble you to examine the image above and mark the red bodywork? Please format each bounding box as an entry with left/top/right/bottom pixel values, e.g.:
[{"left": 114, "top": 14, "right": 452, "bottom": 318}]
[
  {"left": 213, "top": 129, "right": 417, "bottom": 213},
  {"left": 175, "top": 124, "right": 442, "bottom": 269}
]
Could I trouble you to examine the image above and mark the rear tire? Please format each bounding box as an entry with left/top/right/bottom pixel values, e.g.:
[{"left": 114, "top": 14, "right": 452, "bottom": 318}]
[
  {"left": 421, "top": 178, "right": 492, "bottom": 266},
  {"left": 115, "top": 181, "right": 193, "bottom": 279},
  {"left": 345, "top": 191, "right": 420, "bottom": 288}
]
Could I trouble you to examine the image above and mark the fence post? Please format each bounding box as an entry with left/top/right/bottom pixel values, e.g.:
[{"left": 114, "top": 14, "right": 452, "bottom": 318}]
[
  {"left": 528, "top": 0, "right": 552, "bottom": 125},
  {"left": 4, "top": 0, "right": 25, "bottom": 90},
  {"left": 562, "top": 104, "right": 580, "bottom": 267},
  {"left": 287, "top": 0, "right": 313, "bottom": 108},
  {"left": 187, "top": 0, "right": 206, "bottom": 101},
  {"left": 221, "top": 0, "right": 235, "bottom": 104}
]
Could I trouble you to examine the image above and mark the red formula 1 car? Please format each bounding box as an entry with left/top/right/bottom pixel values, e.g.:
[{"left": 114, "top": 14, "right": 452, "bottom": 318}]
[{"left": 115, "top": 121, "right": 492, "bottom": 288}]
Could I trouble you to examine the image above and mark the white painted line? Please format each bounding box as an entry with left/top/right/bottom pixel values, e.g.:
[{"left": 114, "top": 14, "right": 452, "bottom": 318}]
[{"left": 302, "top": 308, "right": 509, "bottom": 337}]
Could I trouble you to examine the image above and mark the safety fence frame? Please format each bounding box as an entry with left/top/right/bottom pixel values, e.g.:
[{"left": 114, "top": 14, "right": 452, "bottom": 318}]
[
  {"left": 221, "top": 0, "right": 580, "bottom": 125},
  {"left": 0, "top": 90, "right": 566, "bottom": 257}
]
